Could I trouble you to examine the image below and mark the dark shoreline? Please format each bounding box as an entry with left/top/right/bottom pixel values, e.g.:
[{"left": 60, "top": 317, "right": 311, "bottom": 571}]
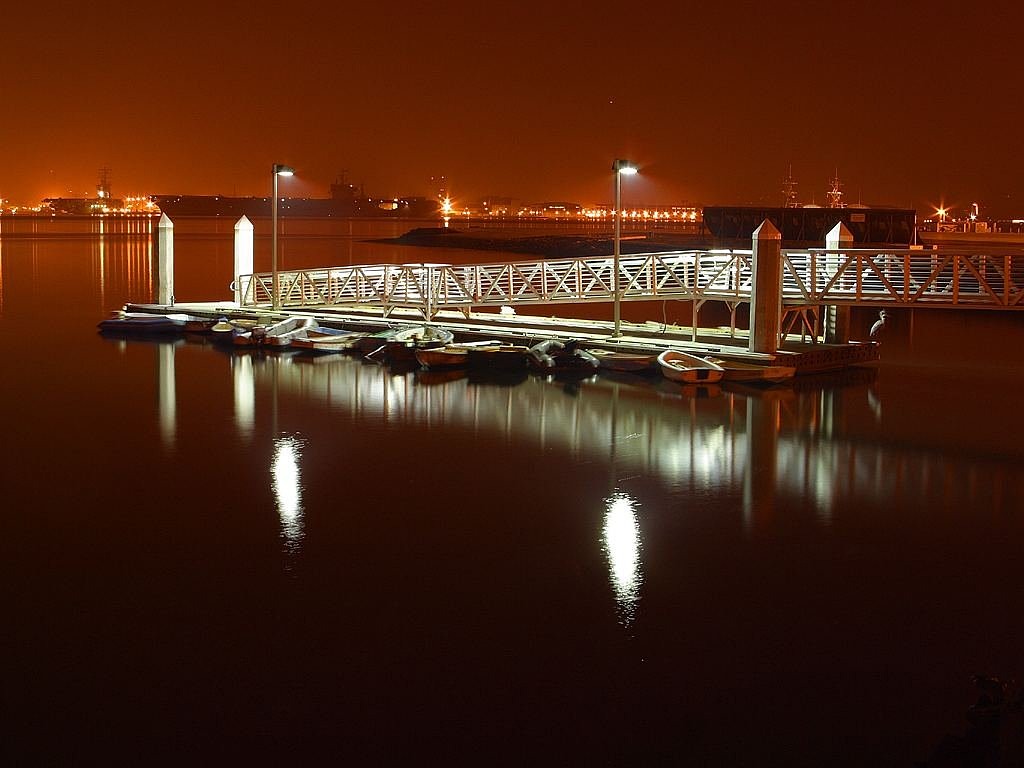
[{"left": 381, "top": 227, "right": 714, "bottom": 258}]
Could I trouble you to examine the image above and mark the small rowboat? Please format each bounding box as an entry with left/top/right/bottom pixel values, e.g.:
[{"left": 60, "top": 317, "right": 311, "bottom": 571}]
[
  {"left": 587, "top": 348, "right": 659, "bottom": 374},
  {"left": 378, "top": 326, "right": 455, "bottom": 364},
  {"left": 465, "top": 344, "right": 531, "bottom": 372},
  {"left": 656, "top": 349, "right": 725, "bottom": 384},
  {"left": 291, "top": 327, "right": 365, "bottom": 353},
  {"left": 234, "top": 316, "right": 317, "bottom": 347},
  {"left": 705, "top": 357, "right": 796, "bottom": 385},
  {"left": 97, "top": 312, "right": 189, "bottom": 334},
  {"left": 414, "top": 340, "right": 503, "bottom": 370}
]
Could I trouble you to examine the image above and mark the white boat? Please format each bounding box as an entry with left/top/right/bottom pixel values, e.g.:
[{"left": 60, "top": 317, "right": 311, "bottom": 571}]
[
  {"left": 656, "top": 349, "right": 725, "bottom": 384},
  {"left": 263, "top": 317, "right": 318, "bottom": 347},
  {"left": 291, "top": 327, "right": 365, "bottom": 353},
  {"left": 234, "top": 316, "right": 316, "bottom": 347}
]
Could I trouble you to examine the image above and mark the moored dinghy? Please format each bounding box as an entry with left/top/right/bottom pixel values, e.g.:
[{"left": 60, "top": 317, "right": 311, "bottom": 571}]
[
  {"left": 704, "top": 356, "right": 796, "bottom": 385},
  {"left": 657, "top": 349, "right": 725, "bottom": 384},
  {"left": 414, "top": 340, "right": 503, "bottom": 370},
  {"left": 234, "top": 315, "right": 316, "bottom": 347},
  {"left": 291, "top": 326, "right": 366, "bottom": 353},
  {"left": 587, "top": 348, "right": 660, "bottom": 374},
  {"left": 527, "top": 339, "right": 600, "bottom": 376},
  {"left": 465, "top": 343, "right": 531, "bottom": 372},
  {"left": 98, "top": 312, "right": 189, "bottom": 334},
  {"left": 374, "top": 325, "right": 455, "bottom": 364}
]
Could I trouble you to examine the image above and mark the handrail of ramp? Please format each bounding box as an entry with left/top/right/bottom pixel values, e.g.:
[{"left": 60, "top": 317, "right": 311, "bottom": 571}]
[{"left": 238, "top": 247, "right": 1023, "bottom": 317}]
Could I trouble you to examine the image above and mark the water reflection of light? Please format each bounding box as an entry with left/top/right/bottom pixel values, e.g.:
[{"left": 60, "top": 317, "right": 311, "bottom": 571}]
[
  {"left": 603, "top": 492, "right": 643, "bottom": 626},
  {"left": 272, "top": 436, "right": 305, "bottom": 552}
]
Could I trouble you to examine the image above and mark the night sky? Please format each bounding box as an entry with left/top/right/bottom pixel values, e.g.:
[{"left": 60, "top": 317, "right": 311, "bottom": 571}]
[{"left": 3, "top": 1, "right": 1022, "bottom": 216}]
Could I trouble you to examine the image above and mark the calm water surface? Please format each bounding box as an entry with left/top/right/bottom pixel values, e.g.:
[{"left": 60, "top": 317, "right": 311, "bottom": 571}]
[{"left": 2, "top": 218, "right": 1023, "bottom": 765}]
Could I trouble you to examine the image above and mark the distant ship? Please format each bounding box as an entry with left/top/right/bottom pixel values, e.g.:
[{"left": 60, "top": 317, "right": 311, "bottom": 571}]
[
  {"left": 151, "top": 177, "right": 440, "bottom": 219},
  {"left": 701, "top": 205, "right": 918, "bottom": 247},
  {"left": 916, "top": 229, "right": 1024, "bottom": 249}
]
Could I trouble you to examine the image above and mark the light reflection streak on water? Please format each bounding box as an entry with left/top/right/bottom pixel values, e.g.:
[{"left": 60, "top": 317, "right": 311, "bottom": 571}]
[
  {"left": 226, "top": 355, "right": 1017, "bottom": 527},
  {"left": 603, "top": 492, "right": 643, "bottom": 627},
  {"left": 272, "top": 436, "right": 305, "bottom": 553}
]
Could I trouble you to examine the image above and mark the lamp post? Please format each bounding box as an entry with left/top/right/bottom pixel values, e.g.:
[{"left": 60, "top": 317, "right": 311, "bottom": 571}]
[
  {"left": 271, "top": 163, "right": 295, "bottom": 309},
  {"left": 612, "top": 159, "right": 638, "bottom": 337}
]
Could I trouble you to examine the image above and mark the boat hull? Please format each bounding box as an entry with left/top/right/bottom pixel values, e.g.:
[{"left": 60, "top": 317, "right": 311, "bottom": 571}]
[
  {"left": 705, "top": 357, "right": 796, "bottom": 385},
  {"left": 657, "top": 350, "right": 725, "bottom": 384}
]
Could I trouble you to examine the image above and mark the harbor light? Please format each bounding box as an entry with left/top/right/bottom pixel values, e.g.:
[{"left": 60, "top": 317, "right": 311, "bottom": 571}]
[
  {"left": 612, "top": 159, "right": 638, "bottom": 337},
  {"left": 271, "top": 163, "right": 295, "bottom": 310}
]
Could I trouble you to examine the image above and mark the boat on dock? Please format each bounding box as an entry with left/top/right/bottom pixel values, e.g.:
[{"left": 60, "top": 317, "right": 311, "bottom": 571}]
[{"left": 657, "top": 349, "right": 725, "bottom": 384}]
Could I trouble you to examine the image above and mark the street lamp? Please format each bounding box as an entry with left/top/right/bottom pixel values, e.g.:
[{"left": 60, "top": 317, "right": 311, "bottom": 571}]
[
  {"left": 612, "top": 158, "right": 638, "bottom": 337},
  {"left": 271, "top": 163, "right": 295, "bottom": 309}
]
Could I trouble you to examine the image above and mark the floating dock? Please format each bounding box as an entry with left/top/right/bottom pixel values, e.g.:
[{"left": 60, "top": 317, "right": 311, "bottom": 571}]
[{"left": 125, "top": 302, "right": 878, "bottom": 375}]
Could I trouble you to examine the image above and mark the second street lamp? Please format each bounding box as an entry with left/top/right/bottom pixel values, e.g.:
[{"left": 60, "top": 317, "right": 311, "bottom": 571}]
[
  {"left": 612, "top": 159, "right": 638, "bottom": 337},
  {"left": 271, "top": 163, "right": 295, "bottom": 310}
]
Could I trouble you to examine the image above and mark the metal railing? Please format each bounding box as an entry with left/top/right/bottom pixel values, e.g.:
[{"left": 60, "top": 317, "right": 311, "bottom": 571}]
[{"left": 239, "top": 247, "right": 1023, "bottom": 317}]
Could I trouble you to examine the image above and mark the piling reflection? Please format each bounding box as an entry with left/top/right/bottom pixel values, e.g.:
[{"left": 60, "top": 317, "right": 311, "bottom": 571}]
[
  {"left": 157, "top": 343, "right": 176, "bottom": 450},
  {"left": 232, "top": 355, "right": 255, "bottom": 444},
  {"left": 603, "top": 492, "right": 643, "bottom": 627}
]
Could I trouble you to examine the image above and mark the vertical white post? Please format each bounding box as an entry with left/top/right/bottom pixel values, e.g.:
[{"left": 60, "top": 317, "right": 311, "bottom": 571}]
[
  {"left": 157, "top": 213, "right": 174, "bottom": 305},
  {"left": 613, "top": 168, "right": 622, "bottom": 336},
  {"left": 272, "top": 171, "right": 280, "bottom": 309},
  {"left": 748, "top": 219, "right": 782, "bottom": 354},
  {"left": 824, "top": 221, "right": 853, "bottom": 343},
  {"left": 234, "top": 215, "right": 254, "bottom": 305}
]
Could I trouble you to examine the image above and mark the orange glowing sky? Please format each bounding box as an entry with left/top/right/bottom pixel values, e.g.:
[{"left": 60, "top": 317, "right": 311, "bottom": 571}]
[{"left": 3, "top": 1, "right": 1022, "bottom": 216}]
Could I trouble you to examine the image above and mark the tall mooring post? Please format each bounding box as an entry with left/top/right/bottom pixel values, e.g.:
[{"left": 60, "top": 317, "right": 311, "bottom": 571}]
[
  {"left": 823, "top": 221, "right": 853, "bottom": 343},
  {"left": 748, "top": 219, "right": 782, "bottom": 354},
  {"left": 156, "top": 213, "right": 174, "bottom": 305},
  {"left": 233, "top": 216, "right": 254, "bottom": 305}
]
